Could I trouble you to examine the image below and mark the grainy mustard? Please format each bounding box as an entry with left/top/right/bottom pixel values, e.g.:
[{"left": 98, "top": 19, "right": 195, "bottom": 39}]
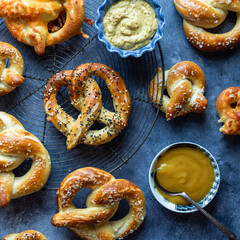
[{"left": 103, "top": 0, "right": 158, "bottom": 50}]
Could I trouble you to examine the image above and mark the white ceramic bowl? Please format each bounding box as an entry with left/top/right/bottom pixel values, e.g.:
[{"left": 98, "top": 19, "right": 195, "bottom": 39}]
[{"left": 149, "top": 142, "right": 220, "bottom": 213}]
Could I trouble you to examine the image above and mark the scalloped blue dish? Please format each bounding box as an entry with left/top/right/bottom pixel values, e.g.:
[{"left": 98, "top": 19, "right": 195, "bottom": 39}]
[
  {"left": 149, "top": 142, "right": 220, "bottom": 213},
  {"left": 95, "top": 0, "right": 165, "bottom": 58}
]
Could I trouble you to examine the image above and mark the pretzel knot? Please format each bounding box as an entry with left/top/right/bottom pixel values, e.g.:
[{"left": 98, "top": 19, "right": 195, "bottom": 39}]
[
  {"left": 0, "top": 0, "right": 88, "bottom": 55},
  {"left": 148, "top": 61, "right": 208, "bottom": 120},
  {"left": 216, "top": 87, "right": 240, "bottom": 135},
  {"left": 0, "top": 112, "right": 51, "bottom": 208},
  {"left": 51, "top": 167, "right": 146, "bottom": 240},
  {"left": 2, "top": 230, "right": 48, "bottom": 240},
  {"left": 43, "top": 63, "right": 131, "bottom": 150},
  {"left": 174, "top": 0, "right": 240, "bottom": 52},
  {"left": 0, "top": 42, "right": 25, "bottom": 96}
]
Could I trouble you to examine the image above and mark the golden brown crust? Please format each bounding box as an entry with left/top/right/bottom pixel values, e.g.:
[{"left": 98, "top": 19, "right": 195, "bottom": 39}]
[
  {"left": 51, "top": 167, "right": 146, "bottom": 240},
  {"left": 43, "top": 63, "right": 131, "bottom": 149},
  {"left": 0, "top": 42, "right": 25, "bottom": 95},
  {"left": 0, "top": 112, "right": 51, "bottom": 208},
  {"left": 216, "top": 87, "right": 240, "bottom": 135},
  {"left": 174, "top": 0, "right": 240, "bottom": 52},
  {"left": 148, "top": 61, "right": 207, "bottom": 120},
  {"left": 0, "top": 0, "right": 87, "bottom": 55},
  {"left": 2, "top": 230, "right": 48, "bottom": 240}
]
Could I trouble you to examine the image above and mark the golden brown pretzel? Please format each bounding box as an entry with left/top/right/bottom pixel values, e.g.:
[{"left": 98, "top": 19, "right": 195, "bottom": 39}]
[
  {"left": 43, "top": 63, "right": 131, "bottom": 149},
  {"left": 0, "top": 0, "right": 89, "bottom": 55},
  {"left": 2, "top": 230, "right": 48, "bottom": 240},
  {"left": 51, "top": 167, "right": 146, "bottom": 240},
  {"left": 148, "top": 61, "right": 208, "bottom": 120},
  {"left": 174, "top": 0, "right": 240, "bottom": 52},
  {"left": 0, "top": 112, "right": 51, "bottom": 208},
  {"left": 0, "top": 42, "right": 24, "bottom": 95},
  {"left": 216, "top": 87, "right": 240, "bottom": 135}
]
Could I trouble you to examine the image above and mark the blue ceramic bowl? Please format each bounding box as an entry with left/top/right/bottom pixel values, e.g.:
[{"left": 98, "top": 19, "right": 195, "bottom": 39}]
[
  {"left": 149, "top": 142, "right": 220, "bottom": 213},
  {"left": 95, "top": 0, "right": 165, "bottom": 58}
]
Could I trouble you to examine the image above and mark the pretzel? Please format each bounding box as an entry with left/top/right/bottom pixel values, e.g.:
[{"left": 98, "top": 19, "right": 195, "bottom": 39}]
[
  {"left": 43, "top": 63, "right": 131, "bottom": 149},
  {"left": 216, "top": 87, "right": 240, "bottom": 135},
  {"left": 0, "top": 42, "right": 25, "bottom": 96},
  {"left": 0, "top": 112, "right": 51, "bottom": 208},
  {"left": 174, "top": 0, "right": 240, "bottom": 52},
  {"left": 148, "top": 61, "right": 208, "bottom": 120},
  {"left": 51, "top": 167, "right": 146, "bottom": 240},
  {"left": 2, "top": 230, "right": 48, "bottom": 240},
  {"left": 0, "top": 0, "right": 91, "bottom": 55}
]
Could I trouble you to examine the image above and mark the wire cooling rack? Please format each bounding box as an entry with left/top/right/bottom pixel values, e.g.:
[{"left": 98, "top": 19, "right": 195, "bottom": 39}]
[{"left": 0, "top": 0, "right": 165, "bottom": 190}]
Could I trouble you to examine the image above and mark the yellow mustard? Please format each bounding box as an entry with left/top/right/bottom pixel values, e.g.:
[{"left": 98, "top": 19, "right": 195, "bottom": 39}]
[
  {"left": 103, "top": 0, "right": 158, "bottom": 50},
  {"left": 155, "top": 147, "right": 214, "bottom": 205}
]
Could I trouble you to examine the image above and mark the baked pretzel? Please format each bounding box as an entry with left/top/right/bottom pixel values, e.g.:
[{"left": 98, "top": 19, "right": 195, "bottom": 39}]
[
  {"left": 51, "top": 167, "right": 146, "bottom": 240},
  {"left": 0, "top": 0, "right": 91, "bottom": 55},
  {"left": 174, "top": 0, "right": 240, "bottom": 52},
  {"left": 148, "top": 61, "right": 208, "bottom": 120},
  {"left": 216, "top": 87, "right": 240, "bottom": 135},
  {"left": 2, "top": 230, "right": 48, "bottom": 240},
  {"left": 0, "top": 112, "right": 51, "bottom": 208},
  {"left": 0, "top": 42, "right": 25, "bottom": 96},
  {"left": 43, "top": 63, "right": 131, "bottom": 149}
]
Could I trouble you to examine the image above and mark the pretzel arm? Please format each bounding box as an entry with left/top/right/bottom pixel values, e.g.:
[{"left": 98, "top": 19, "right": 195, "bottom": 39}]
[
  {"left": 43, "top": 70, "right": 75, "bottom": 136},
  {"left": 0, "top": 154, "right": 25, "bottom": 172},
  {"left": 52, "top": 207, "right": 117, "bottom": 227},
  {"left": 67, "top": 80, "right": 102, "bottom": 149},
  {"left": 0, "top": 172, "right": 14, "bottom": 208},
  {"left": 98, "top": 107, "right": 127, "bottom": 129},
  {"left": 183, "top": 15, "right": 240, "bottom": 52},
  {"left": 174, "top": 0, "right": 226, "bottom": 28},
  {"left": 47, "top": 0, "right": 85, "bottom": 45},
  {"left": 166, "top": 80, "right": 192, "bottom": 120}
]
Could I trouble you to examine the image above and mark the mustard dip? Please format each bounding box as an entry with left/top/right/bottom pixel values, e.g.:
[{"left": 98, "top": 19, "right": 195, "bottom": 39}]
[
  {"left": 155, "top": 147, "right": 214, "bottom": 205},
  {"left": 103, "top": 0, "right": 158, "bottom": 50}
]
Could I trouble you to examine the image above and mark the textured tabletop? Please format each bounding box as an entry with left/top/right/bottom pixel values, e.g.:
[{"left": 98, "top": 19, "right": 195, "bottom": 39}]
[{"left": 0, "top": 0, "right": 240, "bottom": 239}]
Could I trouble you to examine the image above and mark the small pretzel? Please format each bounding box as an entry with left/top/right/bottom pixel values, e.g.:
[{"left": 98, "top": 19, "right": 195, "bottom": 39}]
[
  {"left": 43, "top": 63, "right": 131, "bottom": 149},
  {"left": 2, "top": 230, "right": 48, "bottom": 240},
  {"left": 0, "top": 0, "right": 91, "bottom": 55},
  {"left": 51, "top": 167, "right": 146, "bottom": 240},
  {"left": 0, "top": 112, "right": 51, "bottom": 208},
  {"left": 0, "top": 42, "right": 24, "bottom": 96},
  {"left": 216, "top": 87, "right": 240, "bottom": 135},
  {"left": 148, "top": 61, "right": 208, "bottom": 120},
  {"left": 174, "top": 0, "right": 240, "bottom": 52}
]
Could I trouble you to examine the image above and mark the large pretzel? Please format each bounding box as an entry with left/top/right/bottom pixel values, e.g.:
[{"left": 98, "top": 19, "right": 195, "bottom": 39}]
[
  {"left": 0, "top": 112, "right": 51, "bottom": 208},
  {"left": 51, "top": 167, "right": 146, "bottom": 240},
  {"left": 216, "top": 87, "right": 240, "bottom": 135},
  {"left": 148, "top": 61, "right": 208, "bottom": 120},
  {"left": 174, "top": 0, "right": 240, "bottom": 52},
  {"left": 0, "top": 42, "right": 24, "bottom": 96},
  {"left": 0, "top": 0, "right": 90, "bottom": 55},
  {"left": 2, "top": 230, "right": 48, "bottom": 240},
  {"left": 43, "top": 63, "right": 131, "bottom": 150}
]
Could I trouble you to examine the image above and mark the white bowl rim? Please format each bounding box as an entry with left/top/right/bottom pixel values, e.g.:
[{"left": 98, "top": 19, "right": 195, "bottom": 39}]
[{"left": 148, "top": 142, "right": 221, "bottom": 213}]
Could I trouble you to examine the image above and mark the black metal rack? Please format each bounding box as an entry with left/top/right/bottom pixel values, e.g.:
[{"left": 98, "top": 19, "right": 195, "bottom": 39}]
[{"left": 0, "top": 0, "right": 165, "bottom": 190}]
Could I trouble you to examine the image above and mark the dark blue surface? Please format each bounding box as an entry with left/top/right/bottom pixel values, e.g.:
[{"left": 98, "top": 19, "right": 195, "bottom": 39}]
[{"left": 0, "top": 0, "right": 240, "bottom": 239}]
